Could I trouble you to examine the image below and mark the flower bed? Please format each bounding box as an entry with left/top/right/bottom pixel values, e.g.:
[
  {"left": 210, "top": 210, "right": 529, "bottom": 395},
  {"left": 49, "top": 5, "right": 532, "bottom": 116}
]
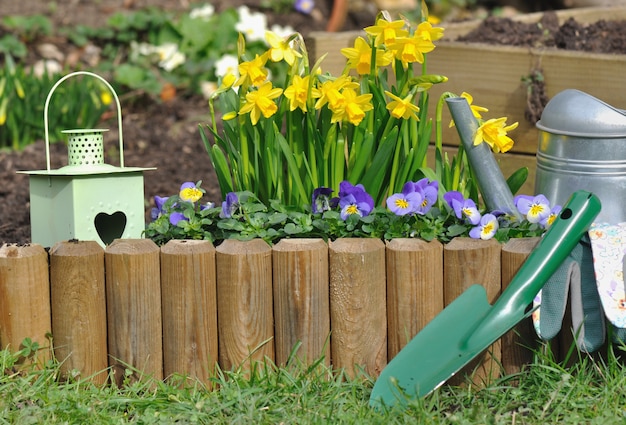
[
  {"left": 0, "top": 237, "right": 541, "bottom": 386},
  {"left": 305, "top": 6, "right": 626, "bottom": 195}
]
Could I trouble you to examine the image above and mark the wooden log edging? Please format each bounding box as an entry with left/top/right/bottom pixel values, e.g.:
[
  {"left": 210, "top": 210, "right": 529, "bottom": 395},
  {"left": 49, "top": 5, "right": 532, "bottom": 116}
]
[{"left": 0, "top": 237, "right": 538, "bottom": 385}]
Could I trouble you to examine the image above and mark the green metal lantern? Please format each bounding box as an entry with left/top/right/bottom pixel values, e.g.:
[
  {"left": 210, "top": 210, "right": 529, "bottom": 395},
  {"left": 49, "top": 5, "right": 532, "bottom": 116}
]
[{"left": 19, "top": 71, "right": 154, "bottom": 248}]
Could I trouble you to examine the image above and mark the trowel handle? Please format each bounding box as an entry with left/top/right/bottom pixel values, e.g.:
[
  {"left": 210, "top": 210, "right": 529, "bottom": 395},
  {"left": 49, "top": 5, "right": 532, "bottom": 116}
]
[
  {"left": 498, "top": 190, "right": 600, "bottom": 321},
  {"left": 465, "top": 190, "right": 601, "bottom": 348}
]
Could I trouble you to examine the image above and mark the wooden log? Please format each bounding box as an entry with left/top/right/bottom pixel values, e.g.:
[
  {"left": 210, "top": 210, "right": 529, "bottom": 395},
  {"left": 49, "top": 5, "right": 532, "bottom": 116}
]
[
  {"left": 272, "top": 239, "right": 330, "bottom": 366},
  {"left": 215, "top": 239, "right": 274, "bottom": 371},
  {"left": 161, "top": 240, "right": 217, "bottom": 385},
  {"left": 105, "top": 239, "right": 163, "bottom": 385},
  {"left": 49, "top": 240, "right": 108, "bottom": 383},
  {"left": 444, "top": 237, "right": 502, "bottom": 387},
  {"left": 501, "top": 237, "right": 540, "bottom": 377},
  {"left": 329, "top": 238, "right": 387, "bottom": 378},
  {"left": 0, "top": 243, "right": 51, "bottom": 366},
  {"left": 386, "top": 238, "right": 444, "bottom": 360}
]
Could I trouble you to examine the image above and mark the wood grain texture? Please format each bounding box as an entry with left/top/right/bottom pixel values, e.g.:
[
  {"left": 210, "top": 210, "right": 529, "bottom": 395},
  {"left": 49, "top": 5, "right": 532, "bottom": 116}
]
[
  {"left": 50, "top": 240, "right": 107, "bottom": 383},
  {"left": 444, "top": 237, "right": 502, "bottom": 387},
  {"left": 272, "top": 239, "right": 330, "bottom": 366},
  {"left": 215, "top": 239, "right": 274, "bottom": 371},
  {"left": 105, "top": 239, "right": 163, "bottom": 384},
  {"left": 500, "top": 237, "right": 540, "bottom": 378},
  {"left": 0, "top": 243, "right": 51, "bottom": 366},
  {"left": 386, "top": 238, "right": 444, "bottom": 360},
  {"left": 329, "top": 238, "right": 387, "bottom": 377},
  {"left": 161, "top": 240, "right": 217, "bottom": 384}
]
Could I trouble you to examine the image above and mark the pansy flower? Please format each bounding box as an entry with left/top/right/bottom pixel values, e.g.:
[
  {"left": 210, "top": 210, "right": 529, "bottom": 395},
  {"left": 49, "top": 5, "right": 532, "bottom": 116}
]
[
  {"left": 179, "top": 182, "right": 203, "bottom": 203},
  {"left": 443, "top": 191, "right": 481, "bottom": 225},
  {"left": 403, "top": 178, "right": 438, "bottom": 215},
  {"left": 338, "top": 181, "right": 374, "bottom": 220},
  {"left": 469, "top": 213, "right": 499, "bottom": 240},
  {"left": 312, "top": 187, "right": 335, "bottom": 214},
  {"left": 221, "top": 192, "right": 240, "bottom": 218},
  {"left": 540, "top": 204, "right": 562, "bottom": 229},
  {"left": 151, "top": 195, "right": 169, "bottom": 220},
  {"left": 386, "top": 188, "right": 422, "bottom": 216},
  {"left": 515, "top": 194, "right": 551, "bottom": 224}
]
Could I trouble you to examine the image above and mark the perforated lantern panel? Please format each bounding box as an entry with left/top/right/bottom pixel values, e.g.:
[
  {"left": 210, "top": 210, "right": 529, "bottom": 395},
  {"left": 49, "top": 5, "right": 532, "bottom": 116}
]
[
  {"left": 28, "top": 171, "right": 147, "bottom": 248},
  {"left": 66, "top": 130, "right": 105, "bottom": 167}
]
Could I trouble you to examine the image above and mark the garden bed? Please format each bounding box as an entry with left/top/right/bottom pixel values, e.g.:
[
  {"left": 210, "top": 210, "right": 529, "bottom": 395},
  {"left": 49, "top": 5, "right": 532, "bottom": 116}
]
[
  {"left": 0, "top": 237, "right": 542, "bottom": 385},
  {"left": 307, "top": 6, "right": 626, "bottom": 195}
]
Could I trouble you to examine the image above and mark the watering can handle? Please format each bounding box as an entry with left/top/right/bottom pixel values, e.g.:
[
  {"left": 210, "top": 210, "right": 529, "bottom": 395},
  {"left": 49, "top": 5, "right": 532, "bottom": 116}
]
[{"left": 43, "top": 71, "right": 124, "bottom": 172}]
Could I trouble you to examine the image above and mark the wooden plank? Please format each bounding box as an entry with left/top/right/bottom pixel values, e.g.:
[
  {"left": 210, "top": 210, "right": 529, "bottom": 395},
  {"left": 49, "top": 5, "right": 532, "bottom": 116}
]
[
  {"left": 0, "top": 243, "right": 51, "bottom": 367},
  {"left": 444, "top": 237, "right": 502, "bottom": 387},
  {"left": 215, "top": 239, "right": 274, "bottom": 372},
  {"left": 161, "top": 240, "right": 218, "bottom": 385},
  {"left": 329, "top": 238, "right": 387, "bottom": 378},
  {"left": 50, "top": 240, "right": 108, "bottom": 384},
  {"left": 386, "top": 238, "right": 443, "bottom": 360},
  {"left": 272, "top": 239, "right": 330, "bottom": 366},
  {"left": 105, "top": 239, "right": 163, "bottom": 385},
  {"left": 500, "top": 237, "right": 541, "bottom": 379}
]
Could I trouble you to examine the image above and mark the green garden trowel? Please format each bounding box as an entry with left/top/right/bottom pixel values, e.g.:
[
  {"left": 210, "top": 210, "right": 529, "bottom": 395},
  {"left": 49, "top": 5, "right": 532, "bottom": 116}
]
[{"left": 370, "top": 190, "right": 601, "bottom": 409}]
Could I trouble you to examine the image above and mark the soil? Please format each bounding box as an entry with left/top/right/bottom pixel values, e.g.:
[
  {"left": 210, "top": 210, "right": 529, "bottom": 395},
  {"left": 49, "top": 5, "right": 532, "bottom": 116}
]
[{"left": 2, "top": 3, "right": 626, "bottom": 245}]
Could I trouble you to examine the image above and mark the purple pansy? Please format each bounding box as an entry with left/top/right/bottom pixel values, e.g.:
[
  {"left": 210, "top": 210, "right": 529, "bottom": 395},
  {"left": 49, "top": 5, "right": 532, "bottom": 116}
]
[
  {"left": 386, "top": 186, "right": 423, "bottom": 216},
  {"left": 469, "top": 213, "right": 499, "bottom": 240},
  {"left": 403, "top": 178, "right": 438, "bottom": 215},
  {"left": 540, "top": 204, "right": 562, "bottom": 229},
  {"left": 443, "top": 190, "right": 481, "bottom": 225},
  {"left": 312, "top": 187, "right": 334, "bottom": 214},
  {"left": 338, "top": 181, "right": 374, "bottom": 220},
  {"left": 294, "top": 0, "right": 315, "bottom": 14},
  {"left": 221, "top": 192, "right": 240, "bottom": 218},
  {"left": 515, "top": 194, "right": 551, "bottom": 224},
  {"left": 169, "top": 212, "right": 187, "bottom": 226},
  {"left": 151, "top": 195, "right": 169, "bottom": 220}
]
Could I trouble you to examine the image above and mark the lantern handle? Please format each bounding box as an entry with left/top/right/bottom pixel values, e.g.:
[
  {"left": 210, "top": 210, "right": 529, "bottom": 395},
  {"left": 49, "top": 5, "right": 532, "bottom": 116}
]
[{"left": 44, "top": 71, "right": 124, "bottom": 172}]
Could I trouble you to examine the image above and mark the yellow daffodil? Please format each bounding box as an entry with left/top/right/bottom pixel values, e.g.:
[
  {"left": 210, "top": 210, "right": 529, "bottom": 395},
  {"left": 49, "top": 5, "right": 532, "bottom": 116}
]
[
  {"left": 385, "top": 91, "right": 420, "bottom": 120},
  {"left": 340, "top": 36, "right": 393, "bottom": 75},
  {"left": 364, "top": 18, "right": 409, "bottom": 46},
  {"left": 473, "top": 117, "right": 518, "bottom": 153},
  {"left": 284, "top": 75, "right": 311, "bottom": 112},
  {"left": 265, "top": 31, "right": 302, "bottom": 66},
  {"left": 312, "top": 76, "right": 359, "bottom": 110},
  {"left": 238, "top": 81, "right": 283, "bottom": 125},
  {"left": 330, "top": 87, "right": 373, "bottom": 125},
  {"left": 449, "top": 92, "right": 489, "bottom": 127},
  {"left": 388, "top": 34, "right": 435, "bottom": 68},
  {"left": 237, "top": 53, "right": 269, "bottom": 87},
  {"left": 415, "top": 21, "right": 444, "bottom": 42}
]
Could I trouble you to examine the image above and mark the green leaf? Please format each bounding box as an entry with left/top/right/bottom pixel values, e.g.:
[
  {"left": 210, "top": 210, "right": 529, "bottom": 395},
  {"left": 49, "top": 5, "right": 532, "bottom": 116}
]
[{"left": 507, "top": 167, "right": 529, "bottom": 195}]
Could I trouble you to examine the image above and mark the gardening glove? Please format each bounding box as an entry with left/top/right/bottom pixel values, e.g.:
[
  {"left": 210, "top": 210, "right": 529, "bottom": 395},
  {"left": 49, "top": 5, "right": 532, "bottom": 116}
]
[
  {"left": 588, "top": 222, "right": 626, "bottom": 344},
  {"left": 532, "top": 236, "right": 605, "bottom": 353}
]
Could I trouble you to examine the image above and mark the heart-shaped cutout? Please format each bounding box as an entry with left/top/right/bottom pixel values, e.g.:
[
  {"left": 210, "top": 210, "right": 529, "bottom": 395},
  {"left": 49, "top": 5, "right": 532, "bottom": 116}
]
[{"left": 94, "top": 211, "right": 127, "bottom": 245}]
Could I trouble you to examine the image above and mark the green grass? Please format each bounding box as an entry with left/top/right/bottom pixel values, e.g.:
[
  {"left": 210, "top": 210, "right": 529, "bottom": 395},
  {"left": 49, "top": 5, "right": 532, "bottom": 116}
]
[{"left": 1, "top": 343, "right": 626, "bottom": 424}]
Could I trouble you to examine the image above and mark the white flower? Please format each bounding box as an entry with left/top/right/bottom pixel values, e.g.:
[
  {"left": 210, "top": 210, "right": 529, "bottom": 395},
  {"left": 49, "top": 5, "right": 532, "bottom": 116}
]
[
  {"left": 200, "top": 81, "right": 218, "bottom": 100},
  {"left": 270, "top": 24, "right": 295, "bottom": 39},
  {"left": 215, "top": 54, "right": 239, "bottom": 78},
  {"left": 235, "top": 6, "right": 267, "bottom": 42},
  {"left": 154, "top": 43, "right": 186, "bottom": 72},
  {"left": 190, "top": 4, "right": 215, "bottom": 20},
  {"left": 32, "top": 59, "right": 62, "bottom": 78}
]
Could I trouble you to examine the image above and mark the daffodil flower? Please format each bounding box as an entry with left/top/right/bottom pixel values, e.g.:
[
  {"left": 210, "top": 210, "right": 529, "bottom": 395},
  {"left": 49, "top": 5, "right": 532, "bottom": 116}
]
[
  {"left": 385, "top": 90, "right": 420, "bottom": 120},
  {"left": 415, "top": 21, "right": 444, "bottom": 42},
  {"left": 284, "top": 75, "right": 310, "bottom": 112},
  {"left": 237, "top": 54, "right": 269, "bottom": 87},
  {"left": 341, "top": 36, "right": 393, "bottom": 75},
  {"left": 364, "top": 18, "right": 409, "bottom": 46},
  {"left": 469, "top": 213, "right": 499, "bottom": 240},
  {"left": 239, "top": 81, "right": 283, "bottom": 125},
  {"left": 329, "top": 88, "right": 373, "bottom": 125},
  {"left": 388, "top": 33, "right": 435, "bottom": 68},
  {"left": 312, "top": 76, "right": 358, "bottom": 110},
  {"left": 449, "top": 92, "right": 489, "bottom": 128},
  {"left": 474, "top": 117, "right": 518, "bottom": 153},
  {"left": 265, "top": 31, "right": 302, "bottom": 66}
]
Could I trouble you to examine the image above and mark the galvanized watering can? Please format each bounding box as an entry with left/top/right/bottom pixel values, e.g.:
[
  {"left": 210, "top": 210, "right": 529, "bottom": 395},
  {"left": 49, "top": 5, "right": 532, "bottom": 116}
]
[{"left": 535, "top": 89, "right": 626, "bottom": 224}]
